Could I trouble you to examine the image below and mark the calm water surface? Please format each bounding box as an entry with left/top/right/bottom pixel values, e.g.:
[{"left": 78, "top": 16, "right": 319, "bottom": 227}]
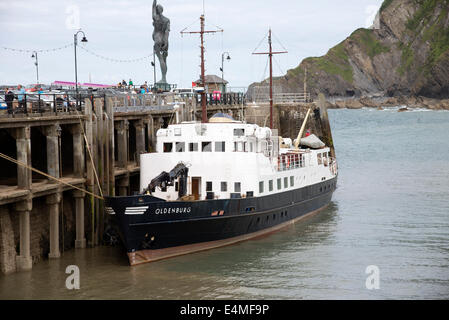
[{"left": 1, "top": 107, "right": 448, "bottom": 299}]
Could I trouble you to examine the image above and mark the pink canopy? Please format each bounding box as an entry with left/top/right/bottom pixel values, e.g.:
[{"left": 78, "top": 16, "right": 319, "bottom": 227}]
[{"left": 52, "top": 81, "right": 113, "bottom": 88}]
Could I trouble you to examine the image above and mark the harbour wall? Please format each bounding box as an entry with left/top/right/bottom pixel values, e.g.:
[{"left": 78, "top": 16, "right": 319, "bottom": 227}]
[{"left": 246, "top": 94, "right": 335, "bottom": 157}]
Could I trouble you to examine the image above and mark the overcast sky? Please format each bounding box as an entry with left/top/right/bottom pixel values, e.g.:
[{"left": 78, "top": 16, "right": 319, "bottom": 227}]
[{"left": 0, "top": 0, "right": 383, "bottom": 89}]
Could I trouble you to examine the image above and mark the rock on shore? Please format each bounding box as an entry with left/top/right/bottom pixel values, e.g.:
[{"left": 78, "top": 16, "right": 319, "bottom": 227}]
[{"left": 327, "top": 96, "right": 449, "bottom": 110}]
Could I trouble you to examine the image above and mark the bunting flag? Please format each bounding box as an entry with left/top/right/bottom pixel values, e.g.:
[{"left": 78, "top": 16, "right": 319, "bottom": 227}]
[
  {"left": 78, "top": 45, "right": 153, "bottom": 63},
  {"left": 1, "top": 43, "right": 73, "bottom": 53}
]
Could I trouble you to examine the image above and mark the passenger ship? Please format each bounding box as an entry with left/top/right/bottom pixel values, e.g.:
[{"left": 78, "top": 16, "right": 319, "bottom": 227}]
[{"left": 105, "top": 113, "right": 338, "bottom": 265}]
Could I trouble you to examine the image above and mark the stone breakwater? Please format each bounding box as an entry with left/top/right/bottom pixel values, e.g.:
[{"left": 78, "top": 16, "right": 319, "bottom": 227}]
[{"left": 326, "top": 95, "right": 449, "bottom": 111}]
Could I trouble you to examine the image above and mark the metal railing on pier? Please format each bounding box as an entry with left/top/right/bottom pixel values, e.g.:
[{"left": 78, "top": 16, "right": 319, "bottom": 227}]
[
  {"left": 0, "top": 93, "right": 85, "bottom": 116},
  {"left": 200, "top": 92, "right": 245, "bottom": 106},
  {"left": 0, "top": 90, "right": 247, "bottom": 117},
  {"left": 273, "top": 93, "right": 312, "bottom": 104}
]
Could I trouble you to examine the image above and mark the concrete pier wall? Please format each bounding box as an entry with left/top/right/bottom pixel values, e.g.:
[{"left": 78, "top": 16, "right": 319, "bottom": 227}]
[{"left": 245, "top": 96, "right": 334, "bottom": 153}]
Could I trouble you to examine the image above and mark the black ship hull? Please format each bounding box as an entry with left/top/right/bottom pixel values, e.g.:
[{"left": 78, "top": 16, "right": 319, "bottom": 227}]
[{"left": 105, "top": 177, "right": 337, "bottom": 265}]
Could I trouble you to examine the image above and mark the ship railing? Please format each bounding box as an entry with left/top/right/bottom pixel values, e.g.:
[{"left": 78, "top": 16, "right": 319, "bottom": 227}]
[
  {"left": 329, "top": 157, "right": 338, "bottom": 176},
  {"left": 276, "top": 153, "right": 306, "bottom": 172}
]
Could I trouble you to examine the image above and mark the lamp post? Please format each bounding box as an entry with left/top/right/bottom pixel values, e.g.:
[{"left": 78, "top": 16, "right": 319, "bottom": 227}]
[
  {"left": 31, "top": 51, "right": 39, "bottom": 84},
  {"left": 74, "top": 29, "right": 88, "bottom": 107},
  {"left": 220, "top": 52, "right": 231, "bottom": 93},
  {"left": 151, "top": 53, "right": 156, "bottom": 91}
]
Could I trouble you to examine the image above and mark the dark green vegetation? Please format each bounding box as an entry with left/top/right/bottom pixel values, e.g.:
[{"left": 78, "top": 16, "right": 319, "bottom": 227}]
[
  {"left": 380, "top": 0, "right": 394, "bottom": 12},
  {"left": 306, "top": 42, "right": 353, "bottom": 84},
  {"left": 350, "top": 28, "right": 390, "bottom": 58},
  {"left": 400, "top": 0, "right": 449, "bottom": 74}
]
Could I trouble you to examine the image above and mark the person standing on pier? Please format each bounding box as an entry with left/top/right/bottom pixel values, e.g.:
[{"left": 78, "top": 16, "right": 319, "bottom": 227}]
[
  {"left": 17, "top": 85, "right": 26, "bottom": 112},
  {"left": 4, "top": 88, "right": 14, "bottom": 114}
]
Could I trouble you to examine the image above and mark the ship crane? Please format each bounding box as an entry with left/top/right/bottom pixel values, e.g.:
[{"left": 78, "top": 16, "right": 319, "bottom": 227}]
[{"left": 142, "top": 162, "right": 189, "bottom": 199}]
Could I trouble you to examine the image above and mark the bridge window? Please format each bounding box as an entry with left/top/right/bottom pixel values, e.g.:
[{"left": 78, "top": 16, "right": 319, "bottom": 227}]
[
  {"left": 202, "top": 141, "right": 212, "bottom": 152},
  {"left": 215, "top": 141, "right": 225, "bottom": 152},
  {"left": 284, "top": 177, "right": 288, "bottom": 188},
  {"left": 206, "top": 181, "right": 212, "bottom": 192},
  {"left": 176, "top": 142, "right": 185, "bottom": 152},
  {"left": 269, "top": 180, "right": 273, "bottom": 192},
  {"left": 277, "top": 178, "right": 282, "bottom": 190},
  {"left": 189, "top": 142, "right": 198, "bottom": 152},
  {"left": 259, "top": 181, "right": 264, "bottom": 193},
  {"left": 234, "top": 128, "right": 244, "bottom": 136},
  {"left": 163, "top": 142, "right": 173, "bottom": 153},
  {"left": 174, "top": 128, "right": 181, "bottom": 136},
  {"left": 317, "top": 153, "right": 322, "bottom": 165},
  {"left": 234, "top": 182, "right": 241, "bottom": 193},
  {"left": 250, "top": 142, "right": 254, "bottom": 152},
  {"left": 290, "top": 176, "right": 294, "bottom": 187},
  {"left": 221, "top": 182, "right": 227, "bottom": 192}
]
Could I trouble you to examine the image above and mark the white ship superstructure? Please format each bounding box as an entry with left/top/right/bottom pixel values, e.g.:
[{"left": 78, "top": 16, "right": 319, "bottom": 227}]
[{"left": 141, "top": 115, "right": 337, "bottom": 202}]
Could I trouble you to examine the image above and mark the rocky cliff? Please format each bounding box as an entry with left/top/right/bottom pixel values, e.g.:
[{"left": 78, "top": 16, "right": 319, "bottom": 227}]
[{"left": 249, "top": 0, "right": 449, "bottom": 99}]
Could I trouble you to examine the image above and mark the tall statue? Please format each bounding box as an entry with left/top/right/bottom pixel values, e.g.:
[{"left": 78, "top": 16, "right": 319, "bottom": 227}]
[{"left": 152, "top": 0, "right": 170, "bottom": 84}]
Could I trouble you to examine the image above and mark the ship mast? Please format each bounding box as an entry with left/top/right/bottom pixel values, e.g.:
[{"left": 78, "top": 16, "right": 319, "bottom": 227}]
[
  {"left": 253, "top": 29, "right": 287, "bottom": 129},
  {"left": 181, "top": 15, "right": 223, "bottom": 123}
]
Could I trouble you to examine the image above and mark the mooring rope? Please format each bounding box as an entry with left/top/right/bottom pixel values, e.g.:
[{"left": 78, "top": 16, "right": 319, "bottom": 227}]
[{"left": 0, "top": 152, "right": 104, "bottom": 201}]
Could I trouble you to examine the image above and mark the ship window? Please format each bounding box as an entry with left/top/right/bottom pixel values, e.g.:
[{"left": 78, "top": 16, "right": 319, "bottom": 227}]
[
  {"left": 202, "top": 141, "right": 212, "bottom": 152},
  {"left": 215, "top": 141, "right": 225, "bottom": 152},
  {"left": 174, "top": 128, "right": 181, "bottom": 136},
  {"left": 250, "top": 142, "right": 254, "bottom": 152},
  {"left": 244, "top": 142, "right": 248, "bottom": 152},
  {"left": 234, "top": 182, "right": 241, "bottom": 193},
  {"left": 284, "top": 177, "right": 288, "bottom": 188},
  {"left": 317, "top": 153, "right": 322, "bottom": 165},
  {"left": 234, "top": 128, "right": 244, "bottom": 136},
  {"left": 206, "top": 181, "right": 213, "bottom": 192},
  {"left": 277, "top": 178, "right": 282, "bottom": 190},
  {"left": 234, "top": 141, "right": 244, "bottom": 152},
  {"left": 189, "top": 142, "right": 198, "bottom": 152},
  {"left": 269, "top": 180, "right": 273, "bottom": 192},
  {"left": 176, "top": 142, "right": 185, "bottom": 152},
  {"left": 290, "top": 176, "right": 294, "bottom": 187},
  {"left": 259, "top": 181, "right": 264, "bottom": 193},
  {"left": 175, "top": 182, "right": 179, "bottom": 192},
  {"left": 221, "top": 182, "right": 227, "bottom": 192},
  {"left": 163, "top": 142, "right": 173, "bottom": 153}
]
